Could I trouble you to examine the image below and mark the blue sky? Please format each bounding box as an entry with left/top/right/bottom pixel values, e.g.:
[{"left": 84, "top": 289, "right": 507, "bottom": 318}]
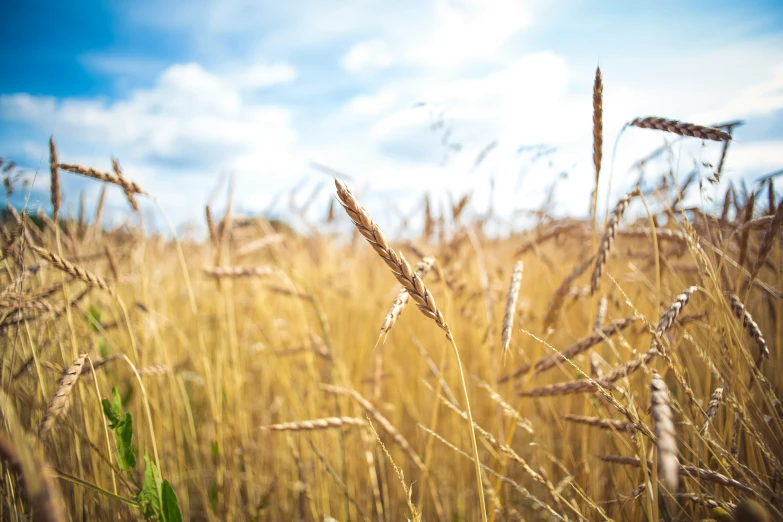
[{"left": 2, "top": 0, "right": 783, "bottom": 232}]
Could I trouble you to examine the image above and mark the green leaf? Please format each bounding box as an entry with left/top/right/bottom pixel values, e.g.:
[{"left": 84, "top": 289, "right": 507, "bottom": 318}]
[
  {"left": 161, "top": 480, "right": 182, "bottom": 522},
  {"left": 87, "top": 305, "right": 102, "bottom": 332},
  {"left": 116, "top": 413, "right": 136, "bottom": 471},
  {"left": 102, "top": 389, "right": 136, "bottom": 472},
  {"left": 102, "top": 388, "right": 123, "bottom": 429},
  {"left": 138, "top": 452, "right": 162, "bottom": 520},
  {"left": 208, "top": 482, "right": 219, "bottom": 513},
  {"left": 98, "top": 338, "right": 109, "bottom": 358}
]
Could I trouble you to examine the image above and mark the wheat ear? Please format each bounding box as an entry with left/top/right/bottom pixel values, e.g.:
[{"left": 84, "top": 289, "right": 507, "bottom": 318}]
[
  {"left": 749, "top": 198, "right": 782, "bottom": 284},
  {"left": 501, "top": 260, "right": 524, "bottom": 360},
  {"left": 534, "top": 317, "right": 637, "bottom": 376},
  {"left": 203, "top": 266, "right": 277, "bottom": 278},
  {"left": 590, "top": 187, "right": 640, "bottom": 295},
  {"left": 262, "top": 417, "right": 365, "bottom": 432},
  {"left": 320, "top": 384, "right": 424, "bottom": 470},
  {"left": 598, "top": 456, "right": 752, "bottom": 493},
  {"left": 701, "top": 387, "right": 724, "bottom": 435},
  {"left": 591, "top": 66, "right": 603, "bottom": 226},
  {"left": 49, "top": 137, "right": 60, "bottom": 220},
  {"left": 58, "top": 162, "right": 146, "bottom": 196},
  {"left": 597, "top": 288, "right": 698, "bottom": 386},
  {"left": 501, "top": 316, "right": 635, "bottom": 383},
  {"left": 335, "top": 180, "right": 449, "bottom": 336},
  {"left": 39, "top": 352, "right": 88, "bottom": 436},
  {"left": 31, "top": 245, "right": 115, "bottom": 297},
  {"left": 563, "top": 414, "right": 632, "bottom": 432},
  {"left": 594, "top": 294, "right": 608, "bottom": 331},
  {"left": 727, "top": 293, "right": 769, "bottom": 364},
  {"left": 379, "top": 256, "right": 435, "bottom": 338},
  {"left": 651, "top": 370, "right": 679, "bottom": 493},
  {"left": 651, "top": 286, "right": 698, "bottom": 353},
  {"left": 542, "top": 254, "right": 595, "bottom": 330},
  {"left": 334, "top": 179, "right": 487, "bottom": 521},
  {"left": 630, "top": 117, "right": 732, "bottom": 141}
]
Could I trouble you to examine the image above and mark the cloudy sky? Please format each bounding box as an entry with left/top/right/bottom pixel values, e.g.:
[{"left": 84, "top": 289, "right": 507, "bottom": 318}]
[{"left": 1, "top": 0, "right": 782, "bottom": 234}]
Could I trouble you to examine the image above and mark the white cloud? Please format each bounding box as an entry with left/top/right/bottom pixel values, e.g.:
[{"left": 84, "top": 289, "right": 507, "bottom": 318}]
[
  {"left": 234, "top": 62, "right": 298, "bottom": 90},
  {"left": 346, "top": 90, "right": 398, "bottom": 116},
  {"left": 340, "top": 39, "right": 393, "bottom": 73},
  {"left": 693, "top": 64, "right": 783, "bottom": 123},
  {"left": 406, "top": 0, "right": 533, "bottom": 68},
  {"left": 0, "top": 62, "right": 302, "bottom": 225}
]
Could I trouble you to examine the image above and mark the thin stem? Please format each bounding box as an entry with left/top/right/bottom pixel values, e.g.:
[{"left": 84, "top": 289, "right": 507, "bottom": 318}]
[{"left": 448, "top": 332, "right": 488, "bottom": 522}]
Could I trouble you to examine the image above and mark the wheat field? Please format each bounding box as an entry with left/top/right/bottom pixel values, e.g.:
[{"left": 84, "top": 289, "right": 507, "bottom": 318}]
[{"left": 1, "top": 69, "right": 781, "bottom": 521}]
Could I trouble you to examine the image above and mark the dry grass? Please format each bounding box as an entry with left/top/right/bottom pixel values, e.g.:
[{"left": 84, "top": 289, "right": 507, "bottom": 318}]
[{"left": 1, "top": 66, "right": 781, "bottom": 522}]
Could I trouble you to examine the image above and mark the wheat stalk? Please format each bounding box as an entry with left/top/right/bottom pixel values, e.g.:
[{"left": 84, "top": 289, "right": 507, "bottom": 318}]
[
  {"left": 536, "top": 317, "right": 637, "bottom": 376},
  {"left": 203, "top": 266, "right": 277, "bottom": 278},
  {"left": 205, "top": 206, "right": 217, "bottom": 247},
  {"left": 39, "top": 352, "right": 88, "bottom": 436},
  {"left": 262, "top": 417, "right": 366, "bottom": 432},
  {"left": 701, "top": 387, "right": 724, "bottom": 435},
  {"left": 335, "top": 178, "right": 487, "bottom": 520},
  {"left": 236, "top": 233, "right": 285, "bottom": 257},
  {"left": 590, "top": 187, "right": 640, "bottom": 295},
  {"left": 618, "top": 227, "right": 687, "bottom": 242},
  {"left": 31, "top": 245, "right": 115, "bottom": 297},
  {"left": 594, "top": 294, "right": 608, "bottom": 331},
  {"left": 564, "top": 414, "right": 633, "bottom": 432},
  {"left": 651, "top": 286, "right": 698, "bottom": 353},
  {"left": 500, "top": 317, "right": 635, "bottom": 383},
  {"left": 0, "top": 433, "right": 67, "bottom": 522},
  {"left": 58, "top": 163, "right": 147, "bottom": 196},
  {"left": 590, "top": 352, "right": 604, "bottom": 379},
  {"left": 335, "top": 180, "right": 449, "bottom": 336},
  {"left": 598, "top": 456, "right": 752, "bottom": 493},
  {"left": 515, "top": 221, "right": 585, "bottom": 255},
  {"left": 542, "top": 254, "right": 595, "bottom": 330},
  {"left": 651, "top": 370, "right": 679, "bottom": 493},
  {"left": 93, "top": 184, "right": 107, "bottom": 234},
  {"left": 518, "top": 379, "right": 598, "bottom": 397},
  {"left": 591, "top": 66, "right": 603, "bottom": 226},
  {"left": 49, "top": 137, "right": 60, "bottom": 220},
  {"left": 104, "top": 245, "right": 119, "bottom": 281},
  {"left": 111, "top": 157, "right": 141, "bottom": 212},
  {"left": 501, "top": 260, "right": 524, "bottom": 360},
  {"left": 738, "top": 191, "right": 756, "bottom": 268},
  {"left": 596, "top": 288, "right": 697, "bottom": 388},
  {"left": 749, "top": 197, "right": 782, "bottom": 284},
  {"left": 598, "top": 348, "right": 658, "bottom": 385},
  {"left": 379, "top": 256, "right": 436, "bottom": 337},
  {"left": 320, "top": 384, "right": 424, "bottom": 470},
  {"left": 727, "top": 293, "right": 769, "bottom": 364},
  {"left": 630, "top": 117, "right": 732, "bottom": 142}
]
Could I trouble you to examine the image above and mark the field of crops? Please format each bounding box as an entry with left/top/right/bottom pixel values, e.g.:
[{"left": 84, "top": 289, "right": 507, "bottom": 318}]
[{"left": 1, "top": 69, "right": 781, "bottom": 521}]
